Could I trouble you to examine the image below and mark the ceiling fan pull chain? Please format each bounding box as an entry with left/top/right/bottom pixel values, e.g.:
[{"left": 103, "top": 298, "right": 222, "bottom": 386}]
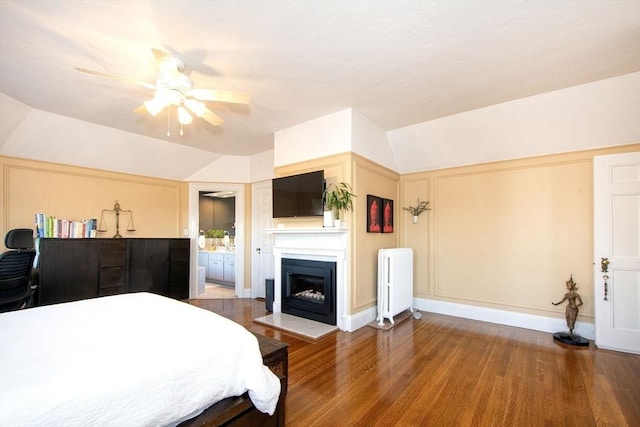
[{"left": 167, "top": 106, "right": 171, "bottom": 136}]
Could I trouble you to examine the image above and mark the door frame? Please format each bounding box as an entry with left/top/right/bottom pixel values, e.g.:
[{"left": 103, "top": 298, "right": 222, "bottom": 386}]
[{"left": 188, "top": 182, "right": 245, "bottom": 298}]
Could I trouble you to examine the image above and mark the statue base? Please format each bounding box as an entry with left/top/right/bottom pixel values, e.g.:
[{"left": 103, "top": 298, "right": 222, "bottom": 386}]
[{"left": 553, "top": 332, "right": 589, "bottom": 346}]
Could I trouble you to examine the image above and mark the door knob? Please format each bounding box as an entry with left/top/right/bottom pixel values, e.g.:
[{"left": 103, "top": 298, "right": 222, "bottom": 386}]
[
  {"left": 601, "top": 257, "right": 609, "bottom": 273},
  {"left": 256, "top": 247, "right": 261, "bottom": 254}
]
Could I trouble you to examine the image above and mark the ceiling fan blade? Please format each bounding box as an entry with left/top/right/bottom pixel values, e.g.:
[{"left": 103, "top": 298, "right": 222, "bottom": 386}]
[
  {"left": 76, "top": 68, "right": 156, "bottom": 90},
  {"left": 201, "top": 107, "right": 225, "bottom": 126},
  {"left": 189, "top": 88, "right": 251, "bottom": 105},
  {"left": 151, "top": 48, "right": 170, "bottom": 63}
]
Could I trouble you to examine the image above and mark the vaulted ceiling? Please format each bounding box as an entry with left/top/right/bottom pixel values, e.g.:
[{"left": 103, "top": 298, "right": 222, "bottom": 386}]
[{"left": 1, "top": 1, "right": 638, "bottom": 157}]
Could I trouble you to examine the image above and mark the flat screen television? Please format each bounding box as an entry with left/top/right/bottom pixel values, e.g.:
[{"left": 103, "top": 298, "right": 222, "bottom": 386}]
[{"left": 272, "top": 170, "right": 325, "bottom": 218}]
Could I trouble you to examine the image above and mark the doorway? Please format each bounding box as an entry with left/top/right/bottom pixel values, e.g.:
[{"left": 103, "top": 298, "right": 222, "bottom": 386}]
[
  {"left": 188, "top": 182, "right": 245, "bottom": 299},
  {"left": 198, "top": 190, "right": 236, "bottom": 299}
]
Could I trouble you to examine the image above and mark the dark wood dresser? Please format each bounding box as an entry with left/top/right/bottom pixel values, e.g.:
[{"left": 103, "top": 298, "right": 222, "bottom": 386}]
[{"left": 36, "top": 238, "right": 190, "bottom": 306}]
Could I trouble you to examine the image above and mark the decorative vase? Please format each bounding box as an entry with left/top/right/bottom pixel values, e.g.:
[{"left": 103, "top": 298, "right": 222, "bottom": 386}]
[
  {"left": 334, "top": 219, "right": 342, "bottom": 229},
  {"left": 412, "top": 215, "right": 418, "bottom": 224},
  {"left": 323, "top": 210, "right": 334, "bottom": 227}
]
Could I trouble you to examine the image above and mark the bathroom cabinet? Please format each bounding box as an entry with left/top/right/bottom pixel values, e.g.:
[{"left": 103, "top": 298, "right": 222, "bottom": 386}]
[
  {"left": 208, "top": 253, "right": 224, "bottom": 282},
  {"left": 223, "top": 254, "right": 235, "bottom": 283},
  {"left": 199, "top": 251, "right": 235, "bottom": 284}
]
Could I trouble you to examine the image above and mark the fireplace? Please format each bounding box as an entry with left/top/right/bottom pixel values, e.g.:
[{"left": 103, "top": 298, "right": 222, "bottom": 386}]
[
  {"left": 281, "top": 258, "right": 336, "bottom": 325},
  {"left": 269, "top": 227, "right": 350, "bottom": 331}
]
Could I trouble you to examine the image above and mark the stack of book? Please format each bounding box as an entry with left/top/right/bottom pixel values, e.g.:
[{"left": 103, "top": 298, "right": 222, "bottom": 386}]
[{"left": 35, "top": 213, "right": 98, "bottom": 239}]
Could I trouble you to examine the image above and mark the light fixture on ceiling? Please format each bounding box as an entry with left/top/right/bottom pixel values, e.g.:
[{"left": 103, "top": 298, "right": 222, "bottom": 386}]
[
  {"left": 143, "top": 65, "right": 206, "bottom": 136},
  {"left": 203, "top": 191, "right": 236, "bottom": 198},
  {"left": 76, "top": 48, "right": 251, "bottom": 137}
]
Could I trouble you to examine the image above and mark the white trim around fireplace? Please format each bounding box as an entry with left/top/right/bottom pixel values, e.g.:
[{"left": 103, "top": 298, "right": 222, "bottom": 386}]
[{"left": 267, "top": 228, "right": 352, "bottom": 331}]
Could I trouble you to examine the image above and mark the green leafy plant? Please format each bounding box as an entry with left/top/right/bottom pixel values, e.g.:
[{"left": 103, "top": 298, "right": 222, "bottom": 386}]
[
  {"left": 205, "top": 229, "right": 225, "bottom": 238},
  {"left": 402, "top": 199, "right": 431, "bottom": 216},
  {"left": 323, "top": 182, "right": 356, "bottom": 220}
]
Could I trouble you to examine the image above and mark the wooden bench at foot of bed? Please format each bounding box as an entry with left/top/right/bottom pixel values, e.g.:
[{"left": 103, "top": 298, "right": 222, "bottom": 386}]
[{"left": 179, "top": 333, "right": 289, "bottom": 427}]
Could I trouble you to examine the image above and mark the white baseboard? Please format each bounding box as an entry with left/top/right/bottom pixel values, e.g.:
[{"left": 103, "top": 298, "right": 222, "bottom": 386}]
[
  {"left": 344, "top": 306, "right": 377, "bottom": 332},
  {"left": 413, "top": 297, "right": 595, "bottom": 340},
  {"left": 254, "top": 295, "right": 594, "bottom": 340}
]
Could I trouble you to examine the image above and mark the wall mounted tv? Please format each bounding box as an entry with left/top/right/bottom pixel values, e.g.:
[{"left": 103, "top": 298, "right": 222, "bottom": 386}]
[{"left": 272, "top": 170, "right": 325, "bottom": 218}]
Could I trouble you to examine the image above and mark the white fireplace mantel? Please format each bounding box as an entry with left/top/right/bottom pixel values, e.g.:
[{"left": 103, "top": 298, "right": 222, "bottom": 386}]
[{"left": 267, "top": 227, "right": 351, "bottom": 331}]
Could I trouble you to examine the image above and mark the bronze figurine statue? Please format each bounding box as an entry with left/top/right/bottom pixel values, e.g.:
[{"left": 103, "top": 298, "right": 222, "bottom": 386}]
[{"left": 552, "top": 275, "right": 588, "bottom": 346}]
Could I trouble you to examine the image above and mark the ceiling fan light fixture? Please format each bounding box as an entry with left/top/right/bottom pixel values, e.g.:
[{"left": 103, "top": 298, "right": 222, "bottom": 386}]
[
  {"left": 76, "top": 48, "right": 249, "bottom": 136},
  {"left": 177, "top": 106, "right": 193, "bottom": 125}
]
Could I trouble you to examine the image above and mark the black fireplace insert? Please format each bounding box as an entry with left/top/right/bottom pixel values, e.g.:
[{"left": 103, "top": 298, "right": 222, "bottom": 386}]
[{"left": 281, "top": 258, "right": 336, "bottom": 325}]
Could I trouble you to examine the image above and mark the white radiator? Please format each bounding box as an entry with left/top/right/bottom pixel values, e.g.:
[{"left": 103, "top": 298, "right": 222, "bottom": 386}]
[{"left": 377, "top": 248, "right": 414, "bottom": 326}]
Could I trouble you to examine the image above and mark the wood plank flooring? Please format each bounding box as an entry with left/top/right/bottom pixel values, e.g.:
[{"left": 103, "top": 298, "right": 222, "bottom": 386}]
[{"left": 188, "top": 298, "right": 640, "bottom": 426}]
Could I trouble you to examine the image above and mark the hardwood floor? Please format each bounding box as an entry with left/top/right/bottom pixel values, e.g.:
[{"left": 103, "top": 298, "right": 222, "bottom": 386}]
[{"left": 188, "top": 298, "right": 640, "bottom": 426}]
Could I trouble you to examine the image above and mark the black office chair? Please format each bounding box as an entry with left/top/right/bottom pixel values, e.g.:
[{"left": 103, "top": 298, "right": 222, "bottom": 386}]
[{"left": 0, "top": 228, "right": 36, "bottom": 313}]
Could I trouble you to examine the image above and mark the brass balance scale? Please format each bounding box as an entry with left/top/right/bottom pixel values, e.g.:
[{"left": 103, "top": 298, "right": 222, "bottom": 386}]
[{"left": 97, "top": 200, "right": 136, "bottom": 238}]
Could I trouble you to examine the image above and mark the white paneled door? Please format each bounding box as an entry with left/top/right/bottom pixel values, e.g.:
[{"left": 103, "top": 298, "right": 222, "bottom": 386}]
[
  {"left": 251, "top": 181, "right": 274, "bottom": 299},
  {"left": 594, "top": 151, "right": 640, "bottom": 354}
]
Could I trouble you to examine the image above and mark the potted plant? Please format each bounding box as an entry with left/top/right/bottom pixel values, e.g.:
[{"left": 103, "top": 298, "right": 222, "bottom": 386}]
[
  {"left": 205, "top": 229, "right": 225, "bottom": 248},
  {"left": 323, "top": 182, "right": 356, "bottom": 228},
  {"left": 402, "top": 198, "right": 431, "bottom": 224}
]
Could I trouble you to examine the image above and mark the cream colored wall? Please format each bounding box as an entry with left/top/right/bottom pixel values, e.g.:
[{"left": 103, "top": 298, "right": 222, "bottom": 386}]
[
  {"left": 400, "top": 144, "right": 640, "bottom": 325},
  {"left": 1, "top": 156, "right": 188, "bottom": 249},
  {"left": 6, "top": 142, "right": 637, "bottom": 327},
  {"left": 352, "top": 155, "right": 400, "bottom": 313}
]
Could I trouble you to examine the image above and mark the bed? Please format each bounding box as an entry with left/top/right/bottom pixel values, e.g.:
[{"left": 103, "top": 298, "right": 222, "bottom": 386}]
[{"left": 0, "top": 292, "right": 285, "bottom": 426}]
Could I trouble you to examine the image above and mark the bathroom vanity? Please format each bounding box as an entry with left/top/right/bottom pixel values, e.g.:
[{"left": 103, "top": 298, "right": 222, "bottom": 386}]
[{"left": 198, "top": 250, "right": 235, "bottom": 284}]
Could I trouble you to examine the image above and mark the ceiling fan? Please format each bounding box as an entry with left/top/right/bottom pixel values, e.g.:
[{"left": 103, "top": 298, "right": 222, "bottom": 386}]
[{"left": 76, "top": 48, "right": 250, "bottom": 135}]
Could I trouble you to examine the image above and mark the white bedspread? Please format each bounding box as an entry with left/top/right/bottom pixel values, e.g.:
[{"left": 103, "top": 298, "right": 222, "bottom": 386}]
[{"left": 0, "top": 293, "right": 281, "bottom": 426}]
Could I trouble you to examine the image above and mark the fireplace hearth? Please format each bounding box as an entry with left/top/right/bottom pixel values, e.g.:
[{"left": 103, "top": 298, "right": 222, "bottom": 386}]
[{"left": 281, "top": 258, "right": 336, "bottom": 325}]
